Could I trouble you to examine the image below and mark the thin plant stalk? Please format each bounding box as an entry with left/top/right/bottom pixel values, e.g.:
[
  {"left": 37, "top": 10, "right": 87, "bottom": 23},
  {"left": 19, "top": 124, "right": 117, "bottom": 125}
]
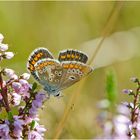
[{"left": 53, "top": 1, "right": 124, "bottom": 139}]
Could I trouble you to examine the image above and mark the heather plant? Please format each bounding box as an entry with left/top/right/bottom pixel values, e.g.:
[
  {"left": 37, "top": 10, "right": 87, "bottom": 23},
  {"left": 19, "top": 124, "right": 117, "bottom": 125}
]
[
  {"left": 97, "top": 71, "right": 140, "bottom": 139},
  {"left": 0, "top": 33, "right": 46, "bottom": 139},
  {"left": 0, "top": 32, "right": 139, "bottom": 140}
]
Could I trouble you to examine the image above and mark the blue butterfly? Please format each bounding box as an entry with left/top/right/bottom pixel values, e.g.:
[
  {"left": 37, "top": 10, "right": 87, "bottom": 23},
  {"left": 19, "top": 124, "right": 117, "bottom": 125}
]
[{"left": 27, "top": 48, "right": 92, "bottom": 97}]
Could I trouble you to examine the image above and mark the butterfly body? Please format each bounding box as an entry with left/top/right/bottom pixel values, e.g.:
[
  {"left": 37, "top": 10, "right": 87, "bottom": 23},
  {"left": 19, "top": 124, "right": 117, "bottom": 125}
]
[{"left": 27, "top": 48, "right": 92, "bottom": 96}]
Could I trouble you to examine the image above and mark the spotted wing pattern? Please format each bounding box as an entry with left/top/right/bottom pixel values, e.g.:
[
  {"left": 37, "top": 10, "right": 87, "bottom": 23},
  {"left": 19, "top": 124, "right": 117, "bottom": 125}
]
[
  {"left": 34, "top": 58, "right": 64, "bottom": 95},
  {"left": 27, "top": 48, "right": 54, "bottom": 82},
  {"left": 58, "top": 49, "right": 88, "bottom": 64},
  {"left": 27, "top": 47, "right": 93, "bottom": 96},
  {"left": 58, "top": 61, "right": 92, "bottom": 91}
]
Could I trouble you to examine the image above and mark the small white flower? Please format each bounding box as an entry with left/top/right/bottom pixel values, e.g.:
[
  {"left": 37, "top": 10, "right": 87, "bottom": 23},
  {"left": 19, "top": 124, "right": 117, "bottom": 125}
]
[
  {"left": 21, "top": 73, "right": 30, "bottom": 80},
  {"left": 4, "top": 68, "right": 15, "bottom": 77},
  {"left": 0, "top": 33, "right": 4, "bottom": 43},
  {"left": 4, "top": 52, "right": 14, "bottom": 59},
  {"left": 0, "top": 43, "right": 8, "bottom": 51}
]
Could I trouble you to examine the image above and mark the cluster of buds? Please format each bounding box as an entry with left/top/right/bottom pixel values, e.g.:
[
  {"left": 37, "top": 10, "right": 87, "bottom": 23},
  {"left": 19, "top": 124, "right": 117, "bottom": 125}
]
[
  {"left": 0, "top": 33, "right": 47, "bottom": 139},
  {"left": 0, "top": 34, "right": 14, "bottom": 60}
]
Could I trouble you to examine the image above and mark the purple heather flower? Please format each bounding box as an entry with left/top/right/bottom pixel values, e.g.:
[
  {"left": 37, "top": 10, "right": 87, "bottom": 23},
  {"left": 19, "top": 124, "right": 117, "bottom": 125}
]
[
  {"left": 12, "top": 92, "right": 21, "bottom": 106},
  {"left": 29, "top": 92, "right": 46, "bottom": 118},
  {"left": 122, "top": 89, "right": 133, "bottom": 94},
  {"left": 114, "top": 115, "right": 130, "bottom": 124},
  {"left": 113, "top": 115, "right": 130, "bottom": 138},
  {"left": 29, "top": 103, "right": 38, "bottom": 117},
  {"left": 12, "top": 80, "right": 30, "bottom": 97},
  {"left": 32, "top": 92, "right": 46, "bottom": 110},
  {"left": 24, "top": 116, "right": 33, "bottom": 124},
  {"left": 0, "top": 121, "right": 10, "bottom": 138},
  {"left": 13, "top": 116, "right": 24, "bottom": 138},
  {"left": 12, "top": 82, "right": 22, "bottom": 93},
  {"left": 4, "top": 52, "right": 14, "bottom": 59},
  {"left": 117, "top": 104, "right": 130, "bottom": 116},
  {"left": 0, "top": 33, "right": 4, "bottom": 43},
  {"left": 19, "top": 79, "right": 30, "bottom": 92},
  {"left": 28, "top": 130, "right": 44, "bottom": 140},
  {"left": 32, "top": 100, "right": 42, "bottom": 108},
  {"left": 35, "top": 91, "right": 46, "bottom": 102},
  {"left": 36, "top": 124, "right": 46, "bottom": 137},
  {"left": 103, "top": 121, "right": 113, "bottom": 138},
  {"left": 0, "top": 43, "right": 8, "bottom": 51}
]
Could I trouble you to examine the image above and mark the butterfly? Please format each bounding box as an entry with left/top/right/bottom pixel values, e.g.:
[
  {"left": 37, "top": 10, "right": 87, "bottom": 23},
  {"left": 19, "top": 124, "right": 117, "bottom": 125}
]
[{"left": 27, "top": 48, "right": 93, "bottom": 97}]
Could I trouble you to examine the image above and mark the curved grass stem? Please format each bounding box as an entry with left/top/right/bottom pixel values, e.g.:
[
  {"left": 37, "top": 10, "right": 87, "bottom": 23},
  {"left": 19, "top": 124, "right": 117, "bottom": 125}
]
[{"left": 53, "top": 1, "right": 124, "bottom": 139}]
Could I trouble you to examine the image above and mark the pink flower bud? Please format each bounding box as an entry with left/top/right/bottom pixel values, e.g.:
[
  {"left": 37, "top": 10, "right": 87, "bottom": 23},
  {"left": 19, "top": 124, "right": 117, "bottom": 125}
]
[
  {"left": 19, "top": 79, "right": 30, "bottom": 92},
  {"left": 122, "top": 89, "right": 133, "bottom": 94},
  {"left": 0, "top": 33, "right": 4, "bottom": 43},
  {"left": 4, "top": 68, "right": 15, "bottom": 77},
  {"left": 12, "top": 93, "right": 21, "bottom": 106},
  {"left": 21, "top": 73, "right": 30, "bottom": 80},
  {"left": 12, "top": 82, "right": 22, "bottom": 93},
  {"left": 4, "top": 52, "right": 14, "bottom": 59},
  {"left": 10, "top": 74, "right": 18, "bottom": 80},
  {"left": 0, "top": 43, "right": 8, "bottom": 51}
]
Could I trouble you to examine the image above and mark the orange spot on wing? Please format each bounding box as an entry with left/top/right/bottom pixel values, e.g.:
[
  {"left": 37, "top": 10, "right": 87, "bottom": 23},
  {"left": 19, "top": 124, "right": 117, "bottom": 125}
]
[
  {"left": 67, "top": 54, "right": 70, "bottom": 58},
  {"left": 61, "top": 55, "right": 66, "bottom": 59},
  {"left": 69, "top": 64, "right": 74, "bottom": 69},
  {"left": 63, "top": 64, "right": 69, "bottom": 69},
  {"left": 48, "top": 61, "right": 54, "bottom": 65},
  {"left": 34, "top": 57, "right": 38, "bottom": 61},
  {"left": 40, "top": 52, "right": 43, "bottom": 56},
  {"left": 78, "top": 66, "right": 82, "bottom": 70},
  {"left": 31, "top": 60, "right": 36, "bottom": 65},
  {"left": 74, "top": 64, "right": 79, "bottom": 69},
  {"left": 40, "top": 63, "right": 44, "bottom": 68},
  {"left": 48, "top": 61, "right": 51, "bottom": 65},
  {"left": 75, "top": 55, "right": 79, "bottom": 59},
  {"left": 44, "top": 62, "right": 48, "bottom": 66},
  {"left": 28, "top": 64, "right": 34, "bottom": 71},
  {"left": 71, "top": 54, "right": 75, "bottom": 59},
  {"left": 37, "top": 53, "right": 41, "bottom": 57}
]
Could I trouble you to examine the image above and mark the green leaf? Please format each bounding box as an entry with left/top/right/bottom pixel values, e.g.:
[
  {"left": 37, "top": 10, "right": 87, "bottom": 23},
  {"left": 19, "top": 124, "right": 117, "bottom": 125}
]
[
  {"left": 7, "top": 111, "right": 14, "bottom": 123},
  {"left": 106, "top": 69, "right": 117, "bottom": 106},
  {"left": 30, "top": 120, "right": 36, "bottom": 130},
  {"left": 32, "top": 82, "right": 37, "bottom": 91}
]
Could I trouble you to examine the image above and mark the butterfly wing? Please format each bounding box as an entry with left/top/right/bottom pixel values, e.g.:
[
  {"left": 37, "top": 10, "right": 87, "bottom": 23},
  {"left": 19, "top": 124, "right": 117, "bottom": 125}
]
[
  {"left": 27, "top": 47, "right": 54, "bottom": 82},
  {"left": 34, "top": 58, "right": 64, "bottom": 95},
  {"left": 27, "top": 48, "right": 92, "bottom": 96},
  {"left": 58, "top": 61, "right": 92, "bottom": 91},
  {"left": 58, "top": 49, "right": 88, "bottom": 64}
]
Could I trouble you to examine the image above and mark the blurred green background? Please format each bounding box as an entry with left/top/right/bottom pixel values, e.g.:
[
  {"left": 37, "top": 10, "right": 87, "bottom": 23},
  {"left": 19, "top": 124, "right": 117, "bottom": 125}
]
[{"left": 0, "top": 1, "right": 140, "bottom": 139}]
